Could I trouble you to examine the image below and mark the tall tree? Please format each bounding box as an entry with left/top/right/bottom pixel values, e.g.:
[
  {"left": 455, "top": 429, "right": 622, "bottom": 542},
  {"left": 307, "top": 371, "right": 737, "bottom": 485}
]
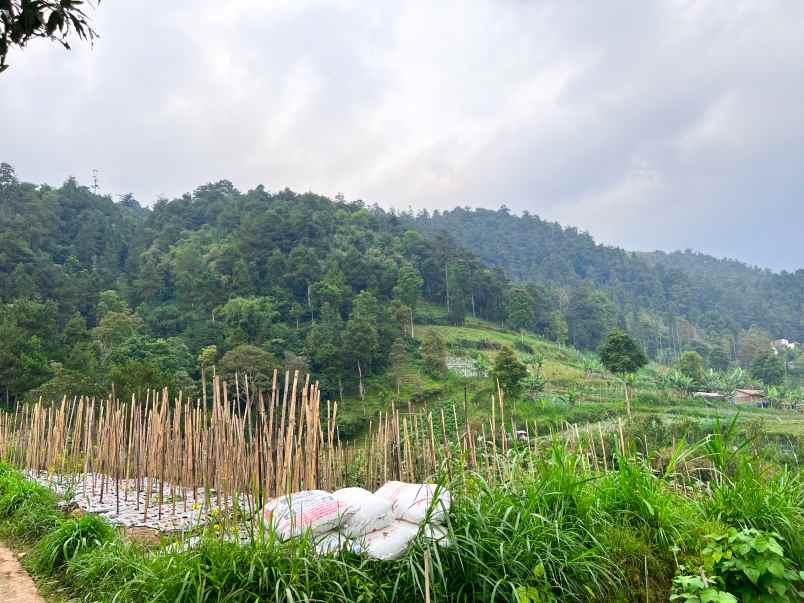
[
  {"left": 750, "top": 350, "right": 785, "bottom": 386},
  {"left": 504, "top": 287, "right": 535, "bottom": 333},
  {"left": 598, "top": 329, "right": 648, "bottom": 412},
  {"left": 419, "top": 331, "right": 447, "bottom": 378},
  {"left": 219, "top": 344, "right": 279, "bottom": 393},
  {"left": 393, "top": 262, "right": 423, "bottom": 310},
  {"left": 567, "top": 285, "right": 616, "bottom": 350}
]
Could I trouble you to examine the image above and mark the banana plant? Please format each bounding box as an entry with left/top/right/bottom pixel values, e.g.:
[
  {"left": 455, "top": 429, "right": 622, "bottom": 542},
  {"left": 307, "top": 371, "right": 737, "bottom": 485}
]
[
  {"left": 665, "top": 369, "right": 694, "bottom": 399},
  {"left": 764, "top": 385, "right": 782, "bottom": 408},
  {"left": 582, "top": 355, "right": 604, "bottom": 378},
  {"left": 703, "top": 369, "right": 725, "bottom": 392}
]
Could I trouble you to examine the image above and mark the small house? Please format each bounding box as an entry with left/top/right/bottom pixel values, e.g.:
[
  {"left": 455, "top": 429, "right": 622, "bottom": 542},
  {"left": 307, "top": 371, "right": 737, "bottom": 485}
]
[{"left": 732, "top": 389, "right": 767, "bottom": 407}]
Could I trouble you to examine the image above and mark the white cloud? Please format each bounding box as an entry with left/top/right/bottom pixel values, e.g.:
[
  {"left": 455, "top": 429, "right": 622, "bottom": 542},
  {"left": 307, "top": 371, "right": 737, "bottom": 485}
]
[{"left": 0, "top": 0, "right": 802, "bottom": 270}]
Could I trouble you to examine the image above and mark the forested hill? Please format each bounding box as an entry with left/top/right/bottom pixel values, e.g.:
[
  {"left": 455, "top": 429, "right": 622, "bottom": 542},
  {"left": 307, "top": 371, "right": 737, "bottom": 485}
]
[
  {"left": 407, "top": 207, "right": 803, "bottom": 343},
  {"left": 0, "top": 163, "right": 511, "bottom": 402},
  {"left": 1, "top": 162, "right": 801, "bottom": 403}
]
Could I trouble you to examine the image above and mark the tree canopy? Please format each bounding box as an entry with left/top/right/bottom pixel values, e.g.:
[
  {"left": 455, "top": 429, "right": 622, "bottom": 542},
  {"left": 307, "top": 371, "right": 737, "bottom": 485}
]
[
  {"left": 750, "top": 350, "right": 785, "bottom": 387},
  {"left": 598, "top": 330, "right": 648, "bottom": 376},
  {"left": 0, "top": 164, "right": 800, "bottom": 402}
]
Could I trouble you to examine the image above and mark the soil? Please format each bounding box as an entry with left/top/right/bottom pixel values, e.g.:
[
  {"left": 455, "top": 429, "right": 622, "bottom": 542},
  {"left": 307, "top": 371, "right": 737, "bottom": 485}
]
[{"left": 0, "top": 544, "right": 44, "bottom": 602}]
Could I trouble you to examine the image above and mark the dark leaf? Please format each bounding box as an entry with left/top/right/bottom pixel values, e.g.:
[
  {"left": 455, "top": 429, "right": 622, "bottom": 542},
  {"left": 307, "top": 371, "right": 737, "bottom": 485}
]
[{"left": 46, "top": 11, "right": 59, "bottom": 35}]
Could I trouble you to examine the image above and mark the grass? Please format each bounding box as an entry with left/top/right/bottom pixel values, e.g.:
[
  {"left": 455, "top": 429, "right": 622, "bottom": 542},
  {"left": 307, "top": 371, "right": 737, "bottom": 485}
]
[
  {"left": 0, "top": 420, "right": 800, "bottom": 602},
  {"left": 28, "top": 513, "right": 117, "bottom": 575}
]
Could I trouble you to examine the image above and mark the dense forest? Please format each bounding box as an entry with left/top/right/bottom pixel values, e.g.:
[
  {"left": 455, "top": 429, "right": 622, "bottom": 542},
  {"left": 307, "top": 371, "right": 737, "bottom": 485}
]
[
  {"left": 0, "top": 163, "right": 510, "bottom": 402},
  {"left": 410, "top": 207, "right": 803, "bottom": 362},
  {"left": 1, "top": 163, "right": 800, "bottom": 402}
]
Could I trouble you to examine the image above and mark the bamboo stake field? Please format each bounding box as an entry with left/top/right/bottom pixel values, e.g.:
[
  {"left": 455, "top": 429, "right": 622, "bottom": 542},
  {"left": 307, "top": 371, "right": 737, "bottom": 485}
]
[{"left": 0, "top": 370, "right": 624, "bottom": 532}]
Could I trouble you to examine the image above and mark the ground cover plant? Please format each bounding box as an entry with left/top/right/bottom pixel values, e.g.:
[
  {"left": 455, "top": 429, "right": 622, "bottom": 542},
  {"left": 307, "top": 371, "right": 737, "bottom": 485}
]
[{"left": 0, "top": 409, "right": 800, "bottom": 602}]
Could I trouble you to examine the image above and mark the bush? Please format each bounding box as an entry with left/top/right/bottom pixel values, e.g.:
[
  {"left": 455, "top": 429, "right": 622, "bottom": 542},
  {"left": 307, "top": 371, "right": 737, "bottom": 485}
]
[{"left": 704, "top": 466, "right": 804, "bottom": 566}]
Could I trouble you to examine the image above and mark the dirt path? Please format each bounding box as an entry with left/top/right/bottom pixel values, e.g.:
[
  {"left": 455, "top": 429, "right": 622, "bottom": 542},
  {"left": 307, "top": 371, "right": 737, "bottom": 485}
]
[{"left": 0, "top": 544, "right": 45, "bottom": 602}]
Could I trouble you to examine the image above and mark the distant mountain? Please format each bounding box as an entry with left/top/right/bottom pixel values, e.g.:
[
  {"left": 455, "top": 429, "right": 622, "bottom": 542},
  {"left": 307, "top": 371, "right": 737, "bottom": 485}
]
[{"left": 406, "top": 207, "right": 803, "bottom": 341}]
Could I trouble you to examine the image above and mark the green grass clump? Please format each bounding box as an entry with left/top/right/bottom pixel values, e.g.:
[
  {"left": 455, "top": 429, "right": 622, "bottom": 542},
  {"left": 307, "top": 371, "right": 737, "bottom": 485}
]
[
  {"left": 704, "top": 464, "right": 804, "bottom": 566},
  {"left": 592, "top": 455, "right": 700, "bottom": 553},
  {"left": 28, "top": 513, "right": 117, "bottom": 575},
  {"left": 0, "top": 465, "right": 60, "bottom": 543}
]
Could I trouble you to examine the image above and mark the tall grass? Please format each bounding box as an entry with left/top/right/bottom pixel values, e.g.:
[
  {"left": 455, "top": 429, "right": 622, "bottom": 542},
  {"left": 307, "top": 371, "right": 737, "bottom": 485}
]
[
  {"left": 0, "top": 432, "right": 799, "bottom": 601},
  {"left": 28, "top": 513, "right": 117, "bottom": 575},
  {"left": 0, "top": 465, "right": 59, "bottom": 543}
]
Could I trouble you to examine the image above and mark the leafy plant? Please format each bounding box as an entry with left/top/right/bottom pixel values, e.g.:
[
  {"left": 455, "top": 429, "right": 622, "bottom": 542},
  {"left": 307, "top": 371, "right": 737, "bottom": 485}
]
[
  {"left": 698, "top": 528, "right": 803, "bottom": 602},
  {"left": 670, "top": 572, "right": 737, "bottom": 603},
  {"left": 704, "top": 414, "right": 752, "bottom": 485},
  {"left": 515, "top": 563, "right": 558, "bottom": 602},
  {"left": 522, "top": 373, "right": 547, "bottom": 400}
]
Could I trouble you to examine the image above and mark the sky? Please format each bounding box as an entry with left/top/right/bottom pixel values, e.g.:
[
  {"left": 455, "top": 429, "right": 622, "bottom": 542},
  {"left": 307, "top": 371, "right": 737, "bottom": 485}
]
[{"left": 1, "top": 1, "right": 803, "bottom": 271}]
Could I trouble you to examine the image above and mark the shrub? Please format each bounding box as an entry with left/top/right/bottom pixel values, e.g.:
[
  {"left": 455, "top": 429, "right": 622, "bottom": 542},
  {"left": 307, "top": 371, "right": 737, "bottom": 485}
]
[
  {"left": 705, "top": 466, "right": 804, "bottom": 566},
  {"left": 674, "top": 528, "right": 804, "bottom": 603},
  {"left": 670, "top": 572, "right": 736, "bottom": 602}
]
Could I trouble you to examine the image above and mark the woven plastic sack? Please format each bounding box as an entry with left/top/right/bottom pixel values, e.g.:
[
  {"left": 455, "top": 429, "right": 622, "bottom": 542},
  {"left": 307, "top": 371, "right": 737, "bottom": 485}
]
[
  {"left": 419, "top": 521, "right": 450, "bottom": 547},
  {"left": 374, "top": 481, "right": 450, "bottom": 525},
  {"left": 262, "top": 490, "right": 342, "bottom": 539},
  {"left": 333, "top": 487, "right": 393, "bottom": 538},
  {"left": 313, "top": 530, "right": 348, "bottom": 555},
  {"left": 351, "top": 520, "right": 419, "bottom": 560}
]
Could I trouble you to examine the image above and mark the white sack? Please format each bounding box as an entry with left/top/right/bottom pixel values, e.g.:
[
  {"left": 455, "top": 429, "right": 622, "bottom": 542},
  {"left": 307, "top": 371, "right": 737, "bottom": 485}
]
[
  {"left": 352, "top": 520, "right": 419, "bottom": 561},
  {"left": 419, "top": 521, "right": 451, "bottom": 547},
  {"left": 333, "top": 487, "right": 393, "bottom": 538},
  {"left": 313, "top": 530, "right": 348, "bottom": 555},
  {"left": 374, "top": 481, "right": 451, "bottom": 525},
  {"left": 261, "top": 490, "right": 342, "bottom": 539}
]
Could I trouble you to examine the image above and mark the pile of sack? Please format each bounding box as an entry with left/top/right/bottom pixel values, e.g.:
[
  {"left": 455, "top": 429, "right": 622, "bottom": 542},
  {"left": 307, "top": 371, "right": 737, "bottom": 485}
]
[{"left": 261, "top": 481, "right": 451, "bottom": 560}]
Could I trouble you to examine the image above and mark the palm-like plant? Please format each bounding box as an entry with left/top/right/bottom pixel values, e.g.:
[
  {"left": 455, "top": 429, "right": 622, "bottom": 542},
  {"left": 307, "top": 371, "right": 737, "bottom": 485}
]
[
  {"left": 703, "top": 369, "right": 724, "bottom": 392},
  {"left": 473, "top": 353, "right": 490, "bottom": 377},
  {"left": 582, "top": 355, "right": 604, "bottom": 378},
  {"left": 522, "top": 373, "right": 547, "bottom": 400},
  {"left": 664, "top": 369, "right": 694, "bottom": 399},
  {"left": 763, "top": 385, "right": 782, "bottom": 408},
  {"left": 727, "top": 367, "right": 746, "bottom": 389}
]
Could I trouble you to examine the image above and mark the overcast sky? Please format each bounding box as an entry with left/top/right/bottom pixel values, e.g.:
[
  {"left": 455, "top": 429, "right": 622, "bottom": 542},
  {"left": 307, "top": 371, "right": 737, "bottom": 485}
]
[{"left": 2, "top": 1, "right": 803, "bottom": 271}]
